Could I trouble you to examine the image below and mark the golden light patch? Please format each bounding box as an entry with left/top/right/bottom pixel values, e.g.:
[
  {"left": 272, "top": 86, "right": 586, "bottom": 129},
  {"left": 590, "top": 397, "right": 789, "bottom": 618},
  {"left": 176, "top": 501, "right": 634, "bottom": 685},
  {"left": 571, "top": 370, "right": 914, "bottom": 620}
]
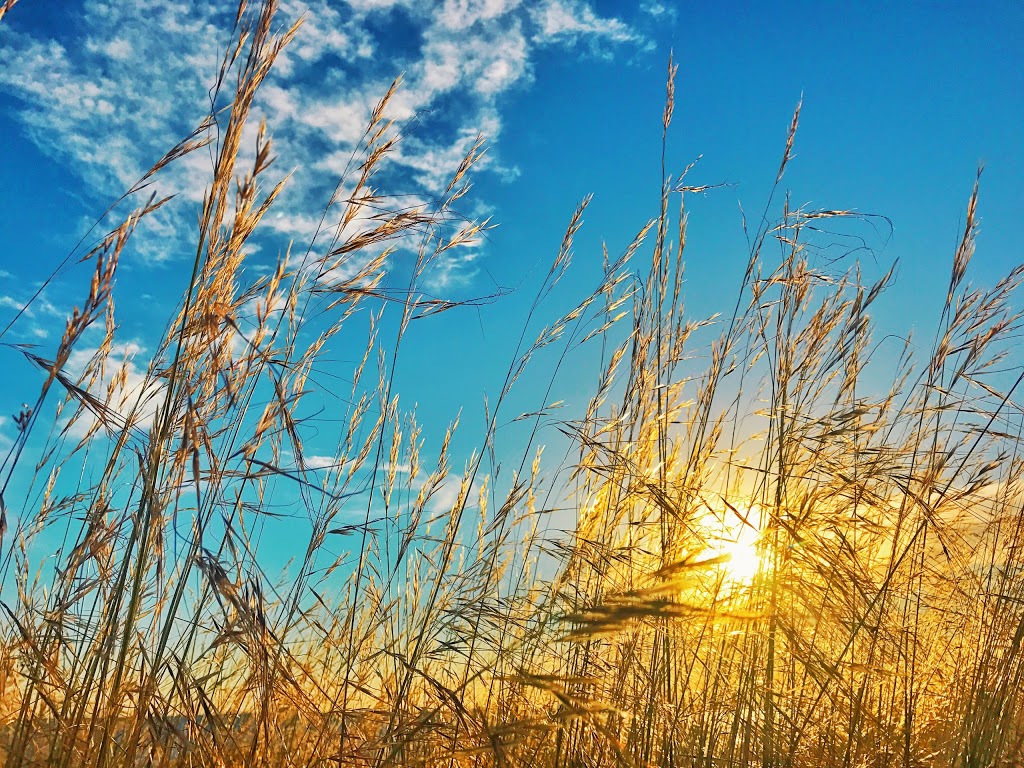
[
  {"left": 715, "top": 522, "right": 761, "bottom": 586},
  {"left": 703, "top": 502, "right": 763, "bottom": 588}
]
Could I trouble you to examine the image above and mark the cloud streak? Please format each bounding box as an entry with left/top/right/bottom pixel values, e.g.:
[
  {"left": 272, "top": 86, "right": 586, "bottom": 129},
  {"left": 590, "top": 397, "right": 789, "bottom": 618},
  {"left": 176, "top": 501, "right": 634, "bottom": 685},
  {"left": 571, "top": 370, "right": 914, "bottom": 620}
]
[{"left": 0, "top": 0, "right": 644, "bottom": 288}]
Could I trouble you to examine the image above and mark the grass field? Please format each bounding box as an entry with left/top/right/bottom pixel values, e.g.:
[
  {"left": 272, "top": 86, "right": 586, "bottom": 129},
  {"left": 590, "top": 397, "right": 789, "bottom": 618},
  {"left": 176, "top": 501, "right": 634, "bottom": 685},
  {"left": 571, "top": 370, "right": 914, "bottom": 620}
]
[{"left": 2, "top": 1, "right": 1023, "bottom": 766}]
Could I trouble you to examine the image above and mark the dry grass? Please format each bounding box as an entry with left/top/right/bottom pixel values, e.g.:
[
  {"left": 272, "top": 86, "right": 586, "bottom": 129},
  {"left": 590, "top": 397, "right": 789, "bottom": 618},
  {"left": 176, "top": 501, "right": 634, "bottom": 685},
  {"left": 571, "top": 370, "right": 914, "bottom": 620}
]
[{"left": 2, "top": 2, "right": 1023, "bottom": 766}]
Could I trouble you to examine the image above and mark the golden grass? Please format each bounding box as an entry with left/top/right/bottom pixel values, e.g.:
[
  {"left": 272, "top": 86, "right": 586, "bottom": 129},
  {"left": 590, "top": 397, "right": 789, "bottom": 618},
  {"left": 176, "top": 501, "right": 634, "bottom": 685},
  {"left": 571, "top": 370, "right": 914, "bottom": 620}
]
[{"left": 2, "top": 2, "right": 1023, "bottom": 766}]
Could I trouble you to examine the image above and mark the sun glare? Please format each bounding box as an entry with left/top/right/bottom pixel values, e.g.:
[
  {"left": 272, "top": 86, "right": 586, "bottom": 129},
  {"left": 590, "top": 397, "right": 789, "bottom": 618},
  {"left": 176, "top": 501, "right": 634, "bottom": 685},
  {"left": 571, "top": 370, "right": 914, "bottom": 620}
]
[
  {"left": 717, "top": 524, "right": 761, "bottom": 585},
  {"left": 705, "top": 504, "right": 763, "bottom": 587}
]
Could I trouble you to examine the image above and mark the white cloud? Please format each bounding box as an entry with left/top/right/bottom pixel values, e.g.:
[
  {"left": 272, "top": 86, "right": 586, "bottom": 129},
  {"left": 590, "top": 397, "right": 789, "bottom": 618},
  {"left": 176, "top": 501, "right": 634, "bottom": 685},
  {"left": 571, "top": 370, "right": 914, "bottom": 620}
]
[
  {"left": 344, "top": 0, "right": 413, "bottom": 11},
  {"left": 60, "top": 341, "right": 165, "bottom": 442},
  {"left": 1, "top": 290, "right": 64, "bottom": 345},
  {"left": 90, "top": 37, "right": 133, "bottom": 61},
  {"left": 393, "top": 111, "right": 500, "bottom": 191},
  {"left": 0, "top": 0, "right": 643, "bottom": 287},
  {"left": 437, "top": 0, "right": 522, "bottom": 31},
  {"left": 0, "top": 292, "right": 63, "bottom": 319},
  {"left": 274, "top": 0, "right": 377, "bottom": 77},
  {"left": 640, "top": 0, "right": 676, "bottom": 21},
  {"left": 0, "top": 4, "right": 219, "bottom": 193},
  {"left": 421, "top": 18, "right": 529, "bottom": 97},
  {"left": 303, "top": 454, "right": 342, "bottom": 470},
  {"left": 423, "top": 249, "right": 481, "bottom": 293},
  {"left": 424, "top": 472, "right": 484, "bottom": 516},
  {"left": 531, "top": 0, "right": 638, "bottom": 46}
]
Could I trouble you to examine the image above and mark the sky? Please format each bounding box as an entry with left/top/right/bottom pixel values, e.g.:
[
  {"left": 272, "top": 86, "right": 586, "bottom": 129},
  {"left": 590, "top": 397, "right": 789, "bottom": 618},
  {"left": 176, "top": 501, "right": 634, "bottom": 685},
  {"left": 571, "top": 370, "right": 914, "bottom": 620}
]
[{"left": 0, "top": 1, "right": 1021, "bottom": 567}]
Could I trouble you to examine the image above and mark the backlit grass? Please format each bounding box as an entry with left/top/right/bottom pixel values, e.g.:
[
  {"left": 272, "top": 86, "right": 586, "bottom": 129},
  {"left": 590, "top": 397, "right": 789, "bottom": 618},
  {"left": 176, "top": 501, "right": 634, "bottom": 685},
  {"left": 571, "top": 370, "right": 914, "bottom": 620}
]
[{"left": 1, "top": 2, "right": 1023, "bottom": 766}]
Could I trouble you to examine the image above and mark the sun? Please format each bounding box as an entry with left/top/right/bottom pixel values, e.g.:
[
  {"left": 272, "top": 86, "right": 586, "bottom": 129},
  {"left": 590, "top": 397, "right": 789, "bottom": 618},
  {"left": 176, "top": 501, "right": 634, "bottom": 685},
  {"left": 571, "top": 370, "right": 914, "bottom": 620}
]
[
  {"left": 715, "top": 523, "right": 761, "bottom": 585},
  {"left": 703, "top": 503, "right": 763, "bottom": 587}
]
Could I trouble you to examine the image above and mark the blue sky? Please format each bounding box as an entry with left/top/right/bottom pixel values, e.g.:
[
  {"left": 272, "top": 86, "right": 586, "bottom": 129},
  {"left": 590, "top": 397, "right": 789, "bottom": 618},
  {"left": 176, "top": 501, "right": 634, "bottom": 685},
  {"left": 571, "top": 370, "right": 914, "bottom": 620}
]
[{"left": 0, "top": 1, "right": 1021, "bottom": 566}]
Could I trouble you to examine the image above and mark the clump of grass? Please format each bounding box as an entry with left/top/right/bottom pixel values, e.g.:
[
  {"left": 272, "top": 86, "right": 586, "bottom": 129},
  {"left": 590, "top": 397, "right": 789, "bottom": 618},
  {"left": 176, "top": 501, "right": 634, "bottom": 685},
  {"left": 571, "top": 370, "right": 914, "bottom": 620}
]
[{"left": 2, "top": 2, "right": 1024, "bottom": 767}]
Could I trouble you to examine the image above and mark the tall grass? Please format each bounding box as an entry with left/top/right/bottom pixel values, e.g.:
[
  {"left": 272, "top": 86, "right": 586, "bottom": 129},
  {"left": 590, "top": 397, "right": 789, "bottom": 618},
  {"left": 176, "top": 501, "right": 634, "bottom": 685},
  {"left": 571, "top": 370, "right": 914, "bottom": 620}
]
[{"left": 2, "top": 2, "right": 1024, "bottom": 766}]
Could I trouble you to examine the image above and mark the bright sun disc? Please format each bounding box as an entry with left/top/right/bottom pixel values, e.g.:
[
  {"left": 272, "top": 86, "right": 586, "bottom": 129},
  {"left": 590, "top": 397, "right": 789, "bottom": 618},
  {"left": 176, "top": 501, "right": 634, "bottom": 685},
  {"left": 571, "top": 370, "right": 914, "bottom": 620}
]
[
  {"left": 717, "top": 528, "right": 761, "bottom": 585},
  {"left": 704, "top": 504, "right": 763, "bottom": 587}
]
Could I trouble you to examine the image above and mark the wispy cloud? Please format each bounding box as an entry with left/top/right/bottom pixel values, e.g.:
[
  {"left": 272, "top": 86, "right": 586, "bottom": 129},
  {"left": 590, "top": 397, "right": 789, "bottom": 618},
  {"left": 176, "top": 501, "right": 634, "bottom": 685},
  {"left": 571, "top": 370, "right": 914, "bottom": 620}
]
[
  {"left": 531, "top": 0, "right": 639, "bottom": 46},
  {"left": 302, "top": 454, "right": 345, "bottom": 471},
  {"left": 423, "top": 248, "right": 482, "bottom": 293},
  {"left": 60, "top": 341, "right": 165, "bottom": 442},
  {"left": 0, "top": 292, "right": 62, "bottom": 319},
  {"left": 640, "top": 0, "right": 677, "bottom": 22},
  {"left": 0, "top": 0, "right": 644, "bottom": 285},
  {"left": 1, "top": 290, "right": 65, "bottom": 341},
  {"left": 0, "top": 3, "right": 221, "bottom": 193}
]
